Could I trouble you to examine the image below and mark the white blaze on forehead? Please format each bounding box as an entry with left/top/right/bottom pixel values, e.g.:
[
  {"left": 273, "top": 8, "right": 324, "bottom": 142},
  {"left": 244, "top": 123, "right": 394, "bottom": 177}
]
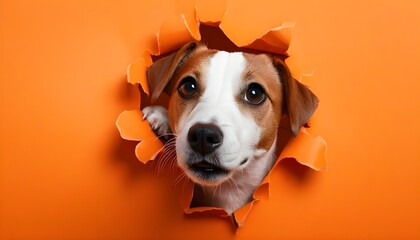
[
  {"left": 201, "top": 51, "right": 246, "bottom": 104},
  {"left": 183, "top": 51, "right": 247, "bottom": 124}
]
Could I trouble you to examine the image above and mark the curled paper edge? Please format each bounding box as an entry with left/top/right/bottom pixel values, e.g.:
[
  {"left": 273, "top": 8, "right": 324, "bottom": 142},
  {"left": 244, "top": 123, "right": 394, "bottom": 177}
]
[
  {"left": 195, "top": 0, "right": 228, "bottom": 25},
  {"left": 181, "top": 128, "right": 327, "bottom": 227},
  {"left": 117, "top": 1, "right": 327, "bottom": 227},
  {"left": 116, "top": 110, "right": 164, "bottom": 163}
]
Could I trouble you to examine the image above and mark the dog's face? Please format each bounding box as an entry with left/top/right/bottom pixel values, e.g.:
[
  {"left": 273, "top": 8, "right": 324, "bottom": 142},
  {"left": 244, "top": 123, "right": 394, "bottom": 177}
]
[{"left": 147, "top": 42, "right": 318, "bottom": 186}]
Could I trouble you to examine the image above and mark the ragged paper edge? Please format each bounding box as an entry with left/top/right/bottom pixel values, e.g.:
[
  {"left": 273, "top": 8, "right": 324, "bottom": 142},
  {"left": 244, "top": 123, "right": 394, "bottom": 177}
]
[
  {"left": 155, "top": 14, "right": 201, "bottom": 55},
  {"left": 195, "top": 0, "right": 228, "bottom": 25},
  {"left": 181, "top": 127, "right": 327, "bottom": 228},
  {"left": 221, "top": 21, "right": 294, "bottom": 55},
  {"left": 116, "top": 110, "right": 164, "bottom": 163},
  {"left": 116, "top": 0, "right": 327, "bottom": 227}
]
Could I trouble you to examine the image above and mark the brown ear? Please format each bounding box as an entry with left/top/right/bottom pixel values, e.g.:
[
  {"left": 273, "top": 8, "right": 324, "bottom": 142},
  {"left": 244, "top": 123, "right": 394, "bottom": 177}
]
[
  {"left": 147, "top": 41, "right": 200, "bottom": 102},
  {"left": 273, "top": 57, "right": 319, "bottom": 135}
]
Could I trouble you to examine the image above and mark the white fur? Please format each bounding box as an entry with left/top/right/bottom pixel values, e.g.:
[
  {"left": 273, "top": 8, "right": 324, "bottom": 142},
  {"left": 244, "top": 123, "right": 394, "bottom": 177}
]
[
  {"left": 143, "top": 51, "right": 278, "bottom": 214},
  {"left": 198, "top": 139, "right": 277, "bottom": 214},
  {"left": 176, "top": 52, "right": 263, "bottom": 174},
  {"left": 142, "top": 106, "right": 171, "bottom": 138}
]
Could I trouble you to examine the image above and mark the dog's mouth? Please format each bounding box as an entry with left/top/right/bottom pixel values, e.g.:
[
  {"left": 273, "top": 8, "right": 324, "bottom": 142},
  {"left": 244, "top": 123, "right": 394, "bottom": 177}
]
[{"left": 187, "top": 161, "right": 230, "bottom": 180}]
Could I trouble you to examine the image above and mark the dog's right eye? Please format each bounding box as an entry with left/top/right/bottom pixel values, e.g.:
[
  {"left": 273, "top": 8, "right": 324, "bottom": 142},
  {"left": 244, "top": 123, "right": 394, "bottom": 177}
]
[{"left": 178, "top": 77, "right": 198, "bottom": 99}]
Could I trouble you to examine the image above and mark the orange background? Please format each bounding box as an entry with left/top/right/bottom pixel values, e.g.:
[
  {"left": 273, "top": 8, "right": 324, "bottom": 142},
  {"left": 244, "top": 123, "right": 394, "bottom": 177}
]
[{"left": 1, "top": 0, "right": 419, "bottom": 239}]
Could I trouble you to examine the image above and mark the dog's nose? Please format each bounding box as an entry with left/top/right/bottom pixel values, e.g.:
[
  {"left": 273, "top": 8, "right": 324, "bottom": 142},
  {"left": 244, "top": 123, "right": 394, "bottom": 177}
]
[{"left": 188, "top": 123, "right": 223, "bottom": 155}]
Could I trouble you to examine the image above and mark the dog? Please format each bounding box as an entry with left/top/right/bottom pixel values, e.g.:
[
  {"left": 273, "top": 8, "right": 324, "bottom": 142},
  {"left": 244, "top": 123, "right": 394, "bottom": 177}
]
[{"left": 142, "top": 42, "right": 318, "bottom": 214}]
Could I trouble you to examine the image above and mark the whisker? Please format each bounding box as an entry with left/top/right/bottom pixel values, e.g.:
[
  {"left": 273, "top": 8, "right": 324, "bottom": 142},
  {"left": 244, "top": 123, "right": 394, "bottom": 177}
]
[
  {"left": 229, "top": 178, "right": 241, "bottom": 198},
  {"left": 181, "top": 176, "right": 193, "bottom": 198},
  {"left": 199, "top": 184, "right": 207, "bottom": 200},
  {"left": 173, "top": 172, "right": 189, "bottom": 187},
  {"left": 212, "top": 185, "right": 218, "bottom": 200},
  {"left": 154, "top": 138, "right": 177, "bottom": 175}
]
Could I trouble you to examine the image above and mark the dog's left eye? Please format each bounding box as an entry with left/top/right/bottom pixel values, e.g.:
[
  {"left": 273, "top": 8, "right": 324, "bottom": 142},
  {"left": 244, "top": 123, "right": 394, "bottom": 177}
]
[
  {"left": 178, "top": 76, "right": 198, "bottom": 99},
  {"left": 244, "top": 83, "right": 267, "bottom": 105}
]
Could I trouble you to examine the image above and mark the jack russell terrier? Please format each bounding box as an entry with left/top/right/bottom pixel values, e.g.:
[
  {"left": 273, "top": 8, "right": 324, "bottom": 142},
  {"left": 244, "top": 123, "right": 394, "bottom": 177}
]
[{"left": 142, "top": 42, "right": 318, "bottom": 214}]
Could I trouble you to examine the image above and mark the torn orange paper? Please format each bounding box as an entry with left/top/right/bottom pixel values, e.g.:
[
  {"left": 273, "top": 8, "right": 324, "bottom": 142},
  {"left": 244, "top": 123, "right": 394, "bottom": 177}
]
[
  {"left": 116, "top": 1, "right": 327, "bottom": 227},
  {"left": 116, "top": 110, "right": 164, "bottom": 163}
]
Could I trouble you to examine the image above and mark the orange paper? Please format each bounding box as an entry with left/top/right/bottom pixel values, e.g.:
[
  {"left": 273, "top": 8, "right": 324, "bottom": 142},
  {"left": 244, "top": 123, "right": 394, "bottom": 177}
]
[
  {"left": 116, "top": 1, "right": 327, "bottom": 227},
  {"left": 3, "top": 0, "right": 418, "bottom": 239}
]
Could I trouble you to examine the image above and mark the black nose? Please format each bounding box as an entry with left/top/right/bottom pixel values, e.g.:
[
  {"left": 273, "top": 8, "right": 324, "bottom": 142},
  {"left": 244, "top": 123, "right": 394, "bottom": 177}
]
[{"left": 188, "top": 124, "right": 223, "bottom": 155}]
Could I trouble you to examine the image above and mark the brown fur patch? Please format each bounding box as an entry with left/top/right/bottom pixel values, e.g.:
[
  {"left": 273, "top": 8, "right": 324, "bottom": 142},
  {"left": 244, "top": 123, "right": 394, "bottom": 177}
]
[
  {"left": 167, "top": 48, "right": 218, "bottom": 133},
  {"left": 241, "top": 53, "right": 283, "bottom": 151}
]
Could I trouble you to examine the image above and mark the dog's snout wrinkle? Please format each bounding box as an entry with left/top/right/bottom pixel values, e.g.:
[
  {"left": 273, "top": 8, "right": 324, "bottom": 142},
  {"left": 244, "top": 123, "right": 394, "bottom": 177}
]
[{"left": 188, "top": 123, "right": 223, "bottom": 155}]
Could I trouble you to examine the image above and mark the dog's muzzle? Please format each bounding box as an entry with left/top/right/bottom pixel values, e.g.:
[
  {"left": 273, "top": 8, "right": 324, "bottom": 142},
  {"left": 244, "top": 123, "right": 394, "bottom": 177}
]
[{"left": 186, "top": 123, "right": 229, "bottom": 179}]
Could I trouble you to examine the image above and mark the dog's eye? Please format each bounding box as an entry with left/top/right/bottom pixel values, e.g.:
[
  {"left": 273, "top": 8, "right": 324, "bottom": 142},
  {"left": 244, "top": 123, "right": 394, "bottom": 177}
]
[
  {"left": 178, "top": 76, "right": 198, "bottom": 99},
  {"left": 244, "top": 83, "right": 267, "bottom": 105}
]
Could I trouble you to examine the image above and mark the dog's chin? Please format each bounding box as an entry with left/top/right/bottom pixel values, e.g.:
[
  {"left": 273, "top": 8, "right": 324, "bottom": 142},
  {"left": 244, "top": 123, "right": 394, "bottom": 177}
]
[{"left": 185, "top": 161, "right": 232, "bottom": 186}]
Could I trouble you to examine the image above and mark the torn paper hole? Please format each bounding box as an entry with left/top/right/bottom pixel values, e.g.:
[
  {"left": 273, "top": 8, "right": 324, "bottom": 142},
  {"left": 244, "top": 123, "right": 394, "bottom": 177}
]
[{"left": 116, "top": 1, "right": 327, "bottom": 228}]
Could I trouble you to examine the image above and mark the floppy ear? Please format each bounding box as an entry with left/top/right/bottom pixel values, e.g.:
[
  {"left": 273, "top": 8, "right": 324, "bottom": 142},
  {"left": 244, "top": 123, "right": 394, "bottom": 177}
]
[
  {"left": 147, "top": 41, "right": 200, "bottom": 102},
  {"left": 273, "top": 57, "right": 319, "bottom": 135}
]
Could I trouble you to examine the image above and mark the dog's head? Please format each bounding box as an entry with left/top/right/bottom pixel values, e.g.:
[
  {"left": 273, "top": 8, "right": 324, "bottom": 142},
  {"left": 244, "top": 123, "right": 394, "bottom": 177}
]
[{"left": 147, "top": 42, "right": 318, "bottom": 186}]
